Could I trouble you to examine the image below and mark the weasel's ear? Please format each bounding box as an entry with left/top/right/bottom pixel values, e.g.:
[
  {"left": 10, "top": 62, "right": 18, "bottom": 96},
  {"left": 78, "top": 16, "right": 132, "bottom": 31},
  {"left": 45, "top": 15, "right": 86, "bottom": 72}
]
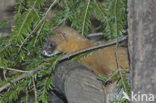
[
  {"left": 87, "top": 33, "right": 105, "bottom": 41},
  {"left": 51, "top": 26, "right": 68, "bottom": 41}
]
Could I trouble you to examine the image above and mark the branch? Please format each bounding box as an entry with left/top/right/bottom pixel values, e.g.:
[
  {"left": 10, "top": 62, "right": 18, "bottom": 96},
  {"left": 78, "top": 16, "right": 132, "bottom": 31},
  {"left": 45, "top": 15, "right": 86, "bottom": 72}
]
[
  {"left": 0, "top": 65, "right": 45, "bottom": 92},
  {"left": 18, "top": 0, "right": 59, "bottom": 52},
  {"left": 17, "top": 0, "right": 38, "bottom": 37},
  {"left": 114, "top": 0, "right": 127, "bottom": 94},
  {"left": 0, "top": 66, "right": 29, "bottom": 73},
  {"left": 0, "top": 43, "right": 11, "bottom": 54},
  {"left": 32, "top": 76, "right": 38, "bottom": 103},
  {"left": 60, "top": 35, "right": 127, "bottom": 61},
  {"left": 82, "top": 0, "right": 91, "bottom": 36}
]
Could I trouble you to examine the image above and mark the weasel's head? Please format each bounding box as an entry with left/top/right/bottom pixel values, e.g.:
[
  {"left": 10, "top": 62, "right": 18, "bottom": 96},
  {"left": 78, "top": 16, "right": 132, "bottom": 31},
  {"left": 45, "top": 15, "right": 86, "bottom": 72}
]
[
  {"left": 41, "top": 35, "right": 60, "bottom": 57},
  {"left": 41, "top": 26, "right": 92, "bottom": 57},
  {"left": 41, "top": 32, "right": 80, "bottom": 57}
]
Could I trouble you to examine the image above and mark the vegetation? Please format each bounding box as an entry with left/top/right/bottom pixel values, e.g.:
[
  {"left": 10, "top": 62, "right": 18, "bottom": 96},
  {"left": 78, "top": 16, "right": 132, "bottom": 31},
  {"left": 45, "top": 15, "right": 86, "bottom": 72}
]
[{"left": 0, "top": 0, "right": 128, "bottom": 102}]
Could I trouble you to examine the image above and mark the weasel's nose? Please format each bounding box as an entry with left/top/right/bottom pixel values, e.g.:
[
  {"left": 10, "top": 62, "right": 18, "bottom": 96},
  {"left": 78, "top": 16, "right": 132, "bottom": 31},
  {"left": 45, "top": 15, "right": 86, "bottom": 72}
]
[{"left": 41, "top": 50, "right": 50, "bottom": 57}]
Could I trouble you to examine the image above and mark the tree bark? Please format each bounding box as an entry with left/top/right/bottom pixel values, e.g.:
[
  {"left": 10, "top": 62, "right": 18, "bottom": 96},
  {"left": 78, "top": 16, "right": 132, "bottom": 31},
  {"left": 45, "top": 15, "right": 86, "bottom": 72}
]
[
  {"left": 52, "top": 60, "right": 106, "bottom": 103},
  {"left": 128, "top": 0, "right": 156, "bottom": 102}
]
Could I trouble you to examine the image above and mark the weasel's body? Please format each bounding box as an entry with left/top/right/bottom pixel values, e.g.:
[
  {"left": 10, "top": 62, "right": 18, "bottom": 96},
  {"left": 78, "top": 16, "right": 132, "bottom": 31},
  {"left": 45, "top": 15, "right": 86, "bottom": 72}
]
[{"left": 42, "top": 26, "right": 129, "bottom": 75}]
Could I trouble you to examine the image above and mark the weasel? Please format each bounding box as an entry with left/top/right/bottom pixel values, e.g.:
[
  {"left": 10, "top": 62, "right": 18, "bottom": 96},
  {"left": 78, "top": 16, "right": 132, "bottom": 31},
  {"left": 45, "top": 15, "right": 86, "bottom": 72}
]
[{"left": 42, "top": 26, "right": 129, "bottom": 75}]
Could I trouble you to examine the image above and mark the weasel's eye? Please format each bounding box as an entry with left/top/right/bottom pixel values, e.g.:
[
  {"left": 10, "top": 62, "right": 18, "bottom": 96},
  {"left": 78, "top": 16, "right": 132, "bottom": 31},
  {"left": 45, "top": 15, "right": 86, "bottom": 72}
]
[{"left": 50, "top": 42, "right": 56, "bottom": 48}]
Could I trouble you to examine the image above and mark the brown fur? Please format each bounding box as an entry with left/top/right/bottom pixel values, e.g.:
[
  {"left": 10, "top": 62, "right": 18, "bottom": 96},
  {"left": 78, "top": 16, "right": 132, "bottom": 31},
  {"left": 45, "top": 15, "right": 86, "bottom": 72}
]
[{"left": 43, "top": 26, "right": 129, "bottom": 75}]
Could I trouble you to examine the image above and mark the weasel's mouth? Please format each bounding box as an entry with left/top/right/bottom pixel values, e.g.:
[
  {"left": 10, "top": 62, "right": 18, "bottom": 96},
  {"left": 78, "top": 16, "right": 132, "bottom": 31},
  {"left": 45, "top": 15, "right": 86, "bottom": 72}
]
[{"left": 41, "top": 50, "right": 61, "bottom": 57}]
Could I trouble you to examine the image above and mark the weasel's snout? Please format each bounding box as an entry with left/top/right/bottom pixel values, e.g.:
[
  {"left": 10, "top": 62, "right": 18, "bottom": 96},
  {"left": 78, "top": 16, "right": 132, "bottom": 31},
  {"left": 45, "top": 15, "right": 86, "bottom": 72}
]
[{"left": 41, "top": 50, "right": 61, "bottom": 57}]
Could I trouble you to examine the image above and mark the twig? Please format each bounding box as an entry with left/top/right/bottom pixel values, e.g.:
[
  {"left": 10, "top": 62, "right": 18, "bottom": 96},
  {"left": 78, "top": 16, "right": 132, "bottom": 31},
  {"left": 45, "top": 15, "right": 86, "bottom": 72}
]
[
  {"left": 0, "top": 66, "right": 28, "bottom": 82},
  {"left": 82, "top": 0, "right": 91, "bottom": 36},
  {"left": 0, "top": 43, "right": 11, "bottom": 54},
  {"left": 33, "top": 21, "right": 45, "bottom": 47},
  {"left": 60, "top": 35, "right": 127, "bottom": 61},
  {"left": 0, "top": 66, "right": 29, "bottom": 73},
  {"left": 3, "top": 71, "right": 7, "bottom": 81},
  {"left": 18, "top": 0, "right": 59, "bottom": 52},
  {"left": 115, "top": 43, "right": 128, "bottom": 92},
  {"left": 114, "top": 0, "right": 127, "bottom": 93},
  {"left": 17, "top": 0, "right": 38, "bottom": 37},
  {"left": 0, "top": 73, "right": 27, "bottom": 92},
  {"left": 93, "top": 0, "right": 111, "bottom": 34},
  {"left": 104, "top": 70, "right": 118, "bottom": 84},
  {"left": 0, "top": 65, "right": 45, "bottom": 92},
  {"left": 87, "top": 32, "right": 104, "bottom": 37},
  {"left": 34, "top": 8, "right": 40, "bottom": 18},
  {"left": 26, "top": 87, "right": 28, "bottom": 103},
  {"left": 32, "top": 76, "right": 38, "bottom": 103}
]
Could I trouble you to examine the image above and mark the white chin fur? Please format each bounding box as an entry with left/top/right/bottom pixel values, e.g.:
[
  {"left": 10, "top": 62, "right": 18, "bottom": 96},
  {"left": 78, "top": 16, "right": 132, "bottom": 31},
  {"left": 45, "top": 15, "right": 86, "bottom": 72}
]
[{"left": 42, "top": 50, "right": 61, "bottom": 57}]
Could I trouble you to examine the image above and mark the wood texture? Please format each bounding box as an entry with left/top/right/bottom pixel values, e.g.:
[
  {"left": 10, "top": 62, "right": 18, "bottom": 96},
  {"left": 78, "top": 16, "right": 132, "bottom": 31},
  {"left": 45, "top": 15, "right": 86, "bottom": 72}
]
[
  {"left": 128, "top": 0, "right": 156, "bottom": 102},
  {"left": 53, "top": 60, "right": 106, "bottom": 103}
]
